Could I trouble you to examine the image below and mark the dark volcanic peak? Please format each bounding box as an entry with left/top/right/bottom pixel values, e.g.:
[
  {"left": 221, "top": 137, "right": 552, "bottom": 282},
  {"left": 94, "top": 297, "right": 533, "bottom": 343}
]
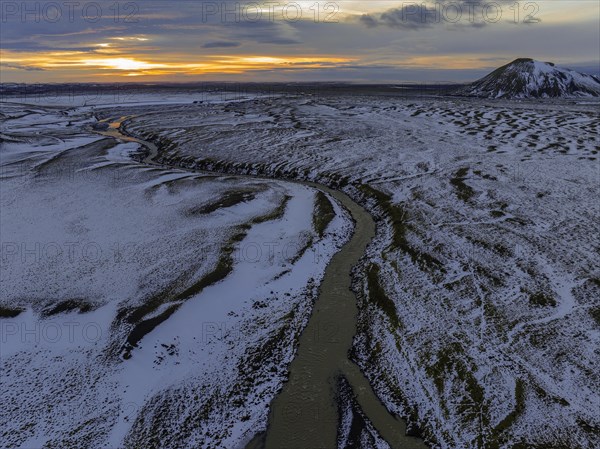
[{"left": 461, "top": 58, "right": 600, "bottom": 99}]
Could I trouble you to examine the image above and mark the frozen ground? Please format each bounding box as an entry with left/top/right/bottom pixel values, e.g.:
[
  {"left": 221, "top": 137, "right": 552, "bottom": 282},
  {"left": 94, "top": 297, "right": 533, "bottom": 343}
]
[
  {"left": 0, "top": 98, "right": 352, "bottom": 448},
  {"left": 91, "top": 91, "right": 599, "bottom": 448},
  {"left": 1, "top": 90, "right": 599, "bottom": 449}
]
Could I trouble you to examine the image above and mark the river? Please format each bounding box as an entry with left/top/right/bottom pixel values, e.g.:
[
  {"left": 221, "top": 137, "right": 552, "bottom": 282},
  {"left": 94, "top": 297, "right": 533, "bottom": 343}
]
[{"left": 99, "top": 116, "right": 427, "bottom": 449}]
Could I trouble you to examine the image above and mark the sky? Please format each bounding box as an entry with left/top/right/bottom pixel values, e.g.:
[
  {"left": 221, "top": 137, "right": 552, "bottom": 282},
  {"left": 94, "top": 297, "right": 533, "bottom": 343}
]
[{"left": 1, "top": 1, "right": 599, "bottom": 83}]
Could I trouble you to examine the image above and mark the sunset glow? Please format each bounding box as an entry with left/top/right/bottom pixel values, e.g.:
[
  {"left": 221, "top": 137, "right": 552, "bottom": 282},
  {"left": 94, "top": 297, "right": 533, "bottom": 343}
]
[
  {"left": 1, "top": 49, "right": 356, "bottom": 79},
  {"left": 0, "top": 1, "right": 598, "bottom": 82}
]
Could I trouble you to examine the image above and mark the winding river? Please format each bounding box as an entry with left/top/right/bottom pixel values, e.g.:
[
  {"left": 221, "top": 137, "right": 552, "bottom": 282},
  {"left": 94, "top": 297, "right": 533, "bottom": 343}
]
[{"left": 98, "top": 116, "right": 427, "bottom": 449}]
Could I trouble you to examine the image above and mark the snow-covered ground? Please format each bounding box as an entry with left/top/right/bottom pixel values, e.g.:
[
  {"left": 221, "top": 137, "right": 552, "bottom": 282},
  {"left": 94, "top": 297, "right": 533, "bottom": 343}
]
[
  {"left": 0, "top": 98, "right": 352, "bottom": 448},
  {"left": 461, "top": 58, "right": 600, "bottom": 99},
  {"left": 1, "top": 90, "right": 598, "bottom": 449},
  {"left": 89, "top": 91, "right": 599, "bottom": 448}
]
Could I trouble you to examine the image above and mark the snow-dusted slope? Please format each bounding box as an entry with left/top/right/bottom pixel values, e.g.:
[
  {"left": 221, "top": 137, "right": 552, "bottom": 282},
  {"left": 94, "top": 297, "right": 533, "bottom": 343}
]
[
  {"left": 2, "top": 91, "right": 599, "bottom": 449},
  {"left": 0, "top": 99, "right": 353, "bottom": 449},
  {"left": 117, "top": 94, "right": 599, "bottom": 449},
  {"left": 461, "top": 58, "right": 600, "bottom": 99}
]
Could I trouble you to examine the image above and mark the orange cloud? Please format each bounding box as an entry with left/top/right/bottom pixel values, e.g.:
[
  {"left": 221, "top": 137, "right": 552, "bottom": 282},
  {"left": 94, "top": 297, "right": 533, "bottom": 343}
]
[{"left": 0, "top": 49, "right": 355, "bottom": 78}]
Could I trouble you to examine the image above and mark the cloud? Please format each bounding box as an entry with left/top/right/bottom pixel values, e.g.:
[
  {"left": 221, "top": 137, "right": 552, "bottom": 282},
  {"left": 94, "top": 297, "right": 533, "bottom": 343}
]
[
  {"left": 358, "top": 1, "right": 513, "bottom": 30},
  {"left": 0, "top": 0, "right": 594, "bottom": 83},
  {"left": 358, "top": 14, "right": 379, "bottom": 28},
  {"left": 202, "top": 41, "right": 241, "bottom": 48},
  {"left": 1, "top": 63, "right": 45, "bottom": 71}
]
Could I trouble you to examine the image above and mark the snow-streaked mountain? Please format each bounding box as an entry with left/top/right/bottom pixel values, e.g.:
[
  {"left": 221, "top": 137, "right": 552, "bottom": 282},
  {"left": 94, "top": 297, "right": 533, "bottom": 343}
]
[{"left": 461, "top": 58, "right": 600, "bottom": 99}]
